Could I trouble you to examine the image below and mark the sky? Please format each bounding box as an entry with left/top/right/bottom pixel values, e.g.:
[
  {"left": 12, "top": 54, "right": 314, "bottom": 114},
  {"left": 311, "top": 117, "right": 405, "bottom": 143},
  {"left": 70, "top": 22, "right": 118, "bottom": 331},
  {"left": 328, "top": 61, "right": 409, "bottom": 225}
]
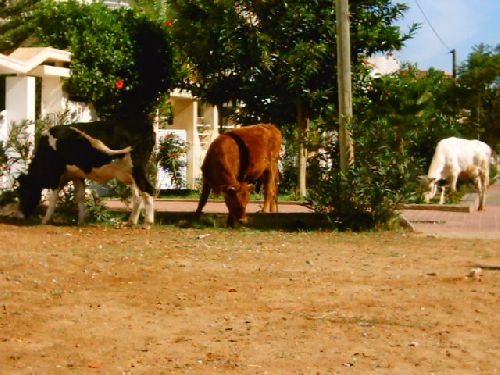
[{"left": 395, "top": 0, "right": 499, "bottom": 73}]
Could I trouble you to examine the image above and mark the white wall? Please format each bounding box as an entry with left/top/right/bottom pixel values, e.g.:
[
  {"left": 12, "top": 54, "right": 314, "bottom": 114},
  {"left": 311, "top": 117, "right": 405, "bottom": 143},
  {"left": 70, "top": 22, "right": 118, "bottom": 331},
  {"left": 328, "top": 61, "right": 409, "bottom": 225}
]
[
  {"left": 41, "top": 75, "right": 66, "bottom": 119},
  {"left": 6, "top": 76, "right": 36, "bottom": 124},
  {"left": 0, "top": 110, "right": 9, "bottom": 189},
  {"left": 0, "top": 110, "right": 8, "bottom": 145}
]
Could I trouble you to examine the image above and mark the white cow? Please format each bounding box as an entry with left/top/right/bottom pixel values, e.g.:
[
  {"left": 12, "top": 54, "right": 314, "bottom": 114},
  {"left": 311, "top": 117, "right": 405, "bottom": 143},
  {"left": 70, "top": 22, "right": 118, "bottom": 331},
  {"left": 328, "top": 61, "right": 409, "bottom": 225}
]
[{"left": 419, "top": 137, "right": 492, "bottom": 210}]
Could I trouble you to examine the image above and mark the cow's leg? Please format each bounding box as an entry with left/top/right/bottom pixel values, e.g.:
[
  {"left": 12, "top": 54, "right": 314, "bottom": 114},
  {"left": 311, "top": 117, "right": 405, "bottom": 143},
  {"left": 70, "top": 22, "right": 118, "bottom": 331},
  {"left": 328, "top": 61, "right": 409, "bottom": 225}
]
[
  {"left": 195, "top": 180, "right": 210, "bottom": 216},
  {"left": 450, "top": 172, "right": 459, "bottom": 192},
  {"left": 478, "top": 160, "right": 489, "bottom": 210},
  {"left": 42, "top": 189, "right": 59, "bottom": 224},
  {"left": 227, "top": 213, "right": 235, "bottom": 227},
  {"left": 261, "top": 171, "right": 272, "bottom": 213},
  {"left": 131, "top": 165, "right": 154, "bottom": 227},
  {"left": 128, "top": 183, "right": 143, "bottom": 226},
  {"left": 74, "top": 178, "right": 89, "bottom": 225},
  {"left": 142, "top": 191, "right": 154, "bottom": 228},
  {"left": 477, "top": 174, "right": 485, "bottom": 210},
  {"left": 269, "top": 162, "right": 279, "bottom": 213},
  {"left": 438, "top": 185, "right": 446, "bottom": 205},
  {"left": 270, "top": 172, "right": 279, "bottom": 213},
  {"left": 262, "top": 165, "right": 279, "bottom": 213}
]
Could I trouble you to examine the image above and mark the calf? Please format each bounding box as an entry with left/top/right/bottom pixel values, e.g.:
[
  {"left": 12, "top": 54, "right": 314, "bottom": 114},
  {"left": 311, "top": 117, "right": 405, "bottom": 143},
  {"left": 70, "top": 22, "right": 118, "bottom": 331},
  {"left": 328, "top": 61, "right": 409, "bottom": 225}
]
[
  {"left": 16, "top": 117, "right": 156, "bottom": 226},
  {"left": 418, "top": 137, "right": 492, "bottom": 210},
  {"left": 196, "top": 124, "right": 282, "bottom": 226}
]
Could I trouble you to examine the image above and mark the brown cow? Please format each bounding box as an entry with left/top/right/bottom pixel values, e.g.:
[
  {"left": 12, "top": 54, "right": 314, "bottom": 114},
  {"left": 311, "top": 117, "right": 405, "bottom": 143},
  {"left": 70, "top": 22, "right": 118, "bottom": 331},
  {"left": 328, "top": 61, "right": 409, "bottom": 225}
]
[{"left": 196, "top": 124, "right": 282, "bottom": 226}]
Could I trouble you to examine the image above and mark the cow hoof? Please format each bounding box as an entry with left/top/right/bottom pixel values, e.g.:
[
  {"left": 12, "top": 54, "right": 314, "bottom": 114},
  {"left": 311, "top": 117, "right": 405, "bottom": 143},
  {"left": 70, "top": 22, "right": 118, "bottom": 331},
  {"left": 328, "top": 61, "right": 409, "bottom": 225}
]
[{"left": 142, "top": 224, "right": 152, "bottom": 230}]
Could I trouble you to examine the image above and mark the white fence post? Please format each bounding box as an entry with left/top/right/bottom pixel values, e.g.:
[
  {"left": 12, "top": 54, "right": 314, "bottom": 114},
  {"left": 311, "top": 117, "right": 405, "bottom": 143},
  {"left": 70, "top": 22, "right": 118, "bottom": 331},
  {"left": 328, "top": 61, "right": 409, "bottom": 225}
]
[{"left": 0, "top": 110, "right": 9, "bottom": 190}]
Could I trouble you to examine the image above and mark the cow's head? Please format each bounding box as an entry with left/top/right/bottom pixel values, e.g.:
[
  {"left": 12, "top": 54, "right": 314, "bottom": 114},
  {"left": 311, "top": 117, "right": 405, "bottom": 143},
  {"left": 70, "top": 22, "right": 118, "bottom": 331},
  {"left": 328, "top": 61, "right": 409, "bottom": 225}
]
[
  {"left": 223, "top": 182, "right": 254, "bottom": 227},
  {"left": 418, "top": 176, "right": 449, "bottom": 203},
  {"left": 17, "top": 174, "right": 43, "bottom": 219}
]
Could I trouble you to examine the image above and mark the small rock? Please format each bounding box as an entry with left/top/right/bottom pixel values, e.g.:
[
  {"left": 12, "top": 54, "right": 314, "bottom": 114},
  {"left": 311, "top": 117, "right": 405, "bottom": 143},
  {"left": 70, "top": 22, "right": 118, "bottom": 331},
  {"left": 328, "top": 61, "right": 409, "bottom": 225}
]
[{"left": 468, "top": 267, "right": 482, "bottom": 279}]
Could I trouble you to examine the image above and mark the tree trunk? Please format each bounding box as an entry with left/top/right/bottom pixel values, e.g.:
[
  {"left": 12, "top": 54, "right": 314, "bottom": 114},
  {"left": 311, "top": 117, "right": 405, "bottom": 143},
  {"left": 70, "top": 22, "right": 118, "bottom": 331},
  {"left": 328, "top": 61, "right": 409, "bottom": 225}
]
[{"left": 296, "top": 101, "right": 309, "bottom": 197}]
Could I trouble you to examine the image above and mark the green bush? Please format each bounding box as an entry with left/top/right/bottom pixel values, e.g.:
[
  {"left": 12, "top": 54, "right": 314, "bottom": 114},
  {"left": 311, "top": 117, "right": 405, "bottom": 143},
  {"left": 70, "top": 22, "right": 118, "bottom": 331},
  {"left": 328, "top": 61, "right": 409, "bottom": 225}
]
[
  {"left": 310, "top": 119, "right": 422, "bottom": 231},
  {"left": 156, "top": 133, "right": 188, "bottom": 189},
  {"left": 0, "top": 120, "right": 34, "bottom": 188},
  {"left": 52, "top": 184, "right": 112, "bottom": 225}
]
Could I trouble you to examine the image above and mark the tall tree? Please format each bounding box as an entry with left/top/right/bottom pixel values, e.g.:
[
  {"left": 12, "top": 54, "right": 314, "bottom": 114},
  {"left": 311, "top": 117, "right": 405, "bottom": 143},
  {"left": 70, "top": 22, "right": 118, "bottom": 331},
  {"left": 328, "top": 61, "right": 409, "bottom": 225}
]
[
  {"left": 360, "top": 65, "right": 461, "bottom": 163},
  {"left": 169, "top": 0, "right": 416, "bottom": 195},
  {"left": 0, "top": 0, "right": 42, "bottom": 52},
  {"left": 456, "top": 43, "right": 499, "bottom": 147}
]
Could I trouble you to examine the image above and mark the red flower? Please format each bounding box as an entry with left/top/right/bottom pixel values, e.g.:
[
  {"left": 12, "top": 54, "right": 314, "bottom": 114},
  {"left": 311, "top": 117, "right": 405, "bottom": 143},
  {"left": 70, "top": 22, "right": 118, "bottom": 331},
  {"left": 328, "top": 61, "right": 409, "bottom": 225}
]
[
  {"left": 115, "top": 79, "right": 124, "bottom": 90},
  {"left": 165, "top": 19, "right": 172, "bottom": 27}
]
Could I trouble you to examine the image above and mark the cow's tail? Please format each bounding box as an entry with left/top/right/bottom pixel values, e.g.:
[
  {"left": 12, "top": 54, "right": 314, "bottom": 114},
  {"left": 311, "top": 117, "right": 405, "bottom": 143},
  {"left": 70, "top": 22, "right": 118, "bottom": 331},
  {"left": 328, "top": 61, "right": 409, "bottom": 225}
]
[{"left": 70, "top": 127, "right": 133, "bottom": 155}]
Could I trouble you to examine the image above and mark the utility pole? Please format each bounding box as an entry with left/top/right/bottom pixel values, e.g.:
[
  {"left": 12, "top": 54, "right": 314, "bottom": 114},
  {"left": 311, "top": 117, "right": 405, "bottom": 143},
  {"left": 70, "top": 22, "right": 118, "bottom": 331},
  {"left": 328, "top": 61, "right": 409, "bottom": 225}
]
[
  {"left": 335, "top": 0, "right": 354, "bottom": 172},
  {"left": 450, "top": 49, "right": 458, "bottom": 78}
]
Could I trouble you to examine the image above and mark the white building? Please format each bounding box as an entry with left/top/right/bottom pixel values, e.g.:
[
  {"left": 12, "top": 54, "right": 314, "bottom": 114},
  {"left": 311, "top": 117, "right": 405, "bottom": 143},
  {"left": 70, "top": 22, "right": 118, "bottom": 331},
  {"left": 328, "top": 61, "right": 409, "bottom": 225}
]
[
  {"left": 366, "top": 53, "right": 401, "bottom": 76},
  {"left": 0, "top": 47, "right": 83, "bottom": 189},
  {"left": 0, "top": 47, "right": 74, "bottom": 125}
]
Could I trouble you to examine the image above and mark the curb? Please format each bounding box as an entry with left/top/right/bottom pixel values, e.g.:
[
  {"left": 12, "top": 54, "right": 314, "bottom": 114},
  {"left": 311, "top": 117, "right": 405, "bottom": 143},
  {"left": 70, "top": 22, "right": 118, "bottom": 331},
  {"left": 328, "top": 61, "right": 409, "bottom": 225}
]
[
  {"left": 397, "top": 214, "right": 416, "bottom": 232},
  {"left": 154, "top": 211, "right": 331, "bottom": 230},
  {"left": 400, "top": 192, "right": 479, "bottom": 213}
]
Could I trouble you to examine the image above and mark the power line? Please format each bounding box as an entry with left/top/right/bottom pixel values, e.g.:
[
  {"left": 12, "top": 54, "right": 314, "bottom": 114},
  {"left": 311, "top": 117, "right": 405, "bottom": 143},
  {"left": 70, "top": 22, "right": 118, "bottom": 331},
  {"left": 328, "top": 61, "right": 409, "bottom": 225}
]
[{"left": 413, "top": 0, "right": 452, "bottom": 52}]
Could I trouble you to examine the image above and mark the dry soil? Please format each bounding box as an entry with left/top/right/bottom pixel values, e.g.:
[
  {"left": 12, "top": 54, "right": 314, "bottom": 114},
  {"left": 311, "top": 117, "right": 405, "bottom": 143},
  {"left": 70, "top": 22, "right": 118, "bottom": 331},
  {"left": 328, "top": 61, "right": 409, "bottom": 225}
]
[{"left": 0, "top": 224, "right": 498, "bottom": 374}]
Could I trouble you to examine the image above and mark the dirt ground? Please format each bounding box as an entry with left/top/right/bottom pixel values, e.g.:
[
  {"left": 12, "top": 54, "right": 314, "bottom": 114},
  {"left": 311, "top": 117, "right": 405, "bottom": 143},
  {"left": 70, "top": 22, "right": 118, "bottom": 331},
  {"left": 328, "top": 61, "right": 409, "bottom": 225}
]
[{"left": 0, "top": 223, "right": 498, "bottom": 374}]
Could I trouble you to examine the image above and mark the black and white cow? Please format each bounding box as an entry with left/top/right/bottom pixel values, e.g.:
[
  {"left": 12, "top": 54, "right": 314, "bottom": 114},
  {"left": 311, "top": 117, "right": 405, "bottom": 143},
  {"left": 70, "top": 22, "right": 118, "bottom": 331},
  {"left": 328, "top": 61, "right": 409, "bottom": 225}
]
[{"left": 16, "top": 117, "right": 156, "bottom": 227}]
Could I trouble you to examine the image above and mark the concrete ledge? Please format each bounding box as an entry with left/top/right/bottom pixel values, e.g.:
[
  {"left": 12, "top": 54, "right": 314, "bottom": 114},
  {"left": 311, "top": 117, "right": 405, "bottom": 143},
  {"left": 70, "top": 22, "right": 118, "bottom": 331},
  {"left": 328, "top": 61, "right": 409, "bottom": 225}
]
[
  {"left": 400, "top": 192, "right": 479, "bottom": 213},
  {"left": 397, "top": 214, "right": 416, "bottom": 232},
  {"left": 153, "top": 211, "right": 331, "bottom": 230}
]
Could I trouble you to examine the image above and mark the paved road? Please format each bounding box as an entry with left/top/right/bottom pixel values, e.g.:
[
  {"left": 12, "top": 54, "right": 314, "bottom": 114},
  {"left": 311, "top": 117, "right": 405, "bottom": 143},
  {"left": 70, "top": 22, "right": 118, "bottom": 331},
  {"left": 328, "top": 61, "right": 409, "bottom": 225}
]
[{"left": 400, "top": 181, "right": 500, "bottom": 239}]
